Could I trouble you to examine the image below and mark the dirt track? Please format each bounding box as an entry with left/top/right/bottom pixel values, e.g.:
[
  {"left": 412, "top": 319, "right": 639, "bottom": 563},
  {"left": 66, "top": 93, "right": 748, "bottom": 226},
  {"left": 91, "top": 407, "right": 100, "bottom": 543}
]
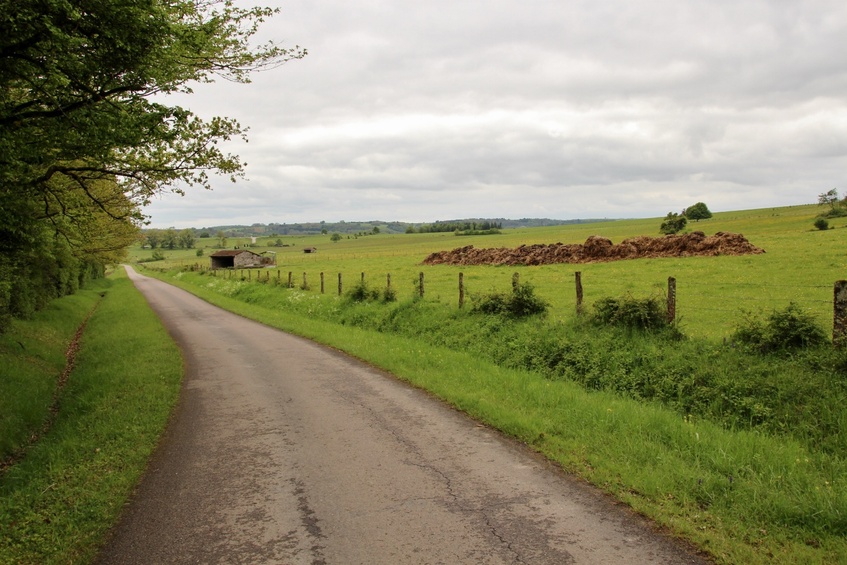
[{"left": 97, "top": 266, "right": 708, "bottom": 564}]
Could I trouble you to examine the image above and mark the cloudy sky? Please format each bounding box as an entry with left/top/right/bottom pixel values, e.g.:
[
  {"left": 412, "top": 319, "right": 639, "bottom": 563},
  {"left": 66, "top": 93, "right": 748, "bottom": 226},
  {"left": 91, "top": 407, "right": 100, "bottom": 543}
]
[{"left": 145, "top": 0, "right": 847, "bottom": 228}]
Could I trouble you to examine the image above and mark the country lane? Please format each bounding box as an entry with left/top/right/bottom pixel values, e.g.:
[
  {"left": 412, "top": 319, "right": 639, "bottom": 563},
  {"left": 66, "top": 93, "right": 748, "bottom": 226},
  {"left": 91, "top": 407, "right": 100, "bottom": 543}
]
[{"left": 95, "top": 266, "right": 708, "bottom": 564}]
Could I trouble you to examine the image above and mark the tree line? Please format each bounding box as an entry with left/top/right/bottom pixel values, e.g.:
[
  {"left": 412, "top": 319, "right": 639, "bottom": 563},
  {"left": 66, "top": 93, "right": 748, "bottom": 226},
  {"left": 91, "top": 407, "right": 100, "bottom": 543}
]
[{"left": 0, "top": 1, "right": 302, "bottom": 332}]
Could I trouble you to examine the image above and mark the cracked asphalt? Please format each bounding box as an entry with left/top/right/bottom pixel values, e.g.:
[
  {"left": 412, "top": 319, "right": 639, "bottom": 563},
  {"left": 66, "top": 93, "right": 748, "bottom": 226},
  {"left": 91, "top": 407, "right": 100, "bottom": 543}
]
[{"left": 96, "top": 267, "right": 709, "bottom": 564}]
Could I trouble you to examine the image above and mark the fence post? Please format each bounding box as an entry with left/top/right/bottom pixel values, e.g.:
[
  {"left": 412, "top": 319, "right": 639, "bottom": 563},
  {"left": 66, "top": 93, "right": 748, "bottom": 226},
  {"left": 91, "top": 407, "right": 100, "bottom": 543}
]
[
  {"left": 320, "top": 272, "right": 325, "bottom": 294},
  {"left": 361, "top": 272, "right": 365, "bottom": 284},
  {"left": 512, "top": 272, "right": 520, "bottom": 291},
  {"left": 386, "top": 273, "right": 391, "bottom": 292},
  {"left": 459, "top": 272, "right": 465, "bottom": 308},
  {"left": 303, "top": 272, "right": 307, "bottom": 290},
  {"left": 338, "top": 273, "right": 343, "bottom": 296},
  {"left": 288, "top": 271, "right": 293, "bottom": 288},
  {"left": 419, "top": 272, "right": 425, "bottom": 298},
  {"left": 277, "top": 270, "right": 281, "bottom": 282},
  {"left": 575, "top": 271, "right": 583, "bottom": 316},
  {"left": 667, "top": 276, "right": 677, "bottom": 325},
  {"left": 835, "top": 280, "right": 847, "bottom": 347},
  {"left": 248, "top": 270, "right": 251, "bottom": 282}
]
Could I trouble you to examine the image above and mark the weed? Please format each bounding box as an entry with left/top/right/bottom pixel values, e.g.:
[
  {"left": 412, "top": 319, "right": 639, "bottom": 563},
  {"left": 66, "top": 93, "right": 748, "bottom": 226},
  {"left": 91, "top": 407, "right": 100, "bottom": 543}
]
[
  {"left": 590, "top": 294, "right": 671, "bottom": 332},
  {"left": 472, "top": 282, "right": 548, "bottom": 318},
  {"left": 733, "top": 303, "right": 829, "bottom": 353}
]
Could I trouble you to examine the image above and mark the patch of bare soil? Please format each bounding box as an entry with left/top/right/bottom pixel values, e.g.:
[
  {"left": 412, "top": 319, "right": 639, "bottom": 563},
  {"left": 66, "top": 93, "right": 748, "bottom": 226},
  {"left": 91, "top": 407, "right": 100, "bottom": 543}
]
[{"left": 422, "top": 231, "right": 765, "bottom": 266}]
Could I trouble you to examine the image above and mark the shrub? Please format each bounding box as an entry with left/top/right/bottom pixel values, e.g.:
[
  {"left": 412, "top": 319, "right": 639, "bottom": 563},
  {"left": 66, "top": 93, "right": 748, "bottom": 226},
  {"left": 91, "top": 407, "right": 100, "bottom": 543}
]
[
  {"left": 814, "top": 218, "right": 830, "bottom": 230},
  {"left": 345, "top": 280, "right": 395, "bottom": 303},
  {"left": 732, "top": 302, "right": 829, "bottom": 353},
  {"left": 591, "top": 295, "right": 670, "bottom": 331},
  {"left": 659, "top": 212, "right": 687, "bottom": 234},
  {"left": 472, "top": 282, "right": 548, "bottom": 318}
]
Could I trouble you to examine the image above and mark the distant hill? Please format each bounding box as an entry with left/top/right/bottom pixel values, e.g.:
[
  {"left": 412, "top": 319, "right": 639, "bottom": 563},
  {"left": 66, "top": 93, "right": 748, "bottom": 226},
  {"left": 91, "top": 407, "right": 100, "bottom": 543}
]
[{"left": 150, "top": 218, "right": 616, "bottom": 237}]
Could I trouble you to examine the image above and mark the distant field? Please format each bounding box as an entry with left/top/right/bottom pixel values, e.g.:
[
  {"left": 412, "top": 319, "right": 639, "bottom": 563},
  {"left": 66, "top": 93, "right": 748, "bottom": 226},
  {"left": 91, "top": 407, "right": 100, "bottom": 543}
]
[{"left": 133, "top": 204, "right": 847, "bottom": 340}]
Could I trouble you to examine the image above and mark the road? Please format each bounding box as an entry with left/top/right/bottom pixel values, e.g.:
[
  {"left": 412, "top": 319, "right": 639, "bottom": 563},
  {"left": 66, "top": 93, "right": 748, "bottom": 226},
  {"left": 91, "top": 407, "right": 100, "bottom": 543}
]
[{"left": 96, "top": 266, "right": 708, "bottom": 564}]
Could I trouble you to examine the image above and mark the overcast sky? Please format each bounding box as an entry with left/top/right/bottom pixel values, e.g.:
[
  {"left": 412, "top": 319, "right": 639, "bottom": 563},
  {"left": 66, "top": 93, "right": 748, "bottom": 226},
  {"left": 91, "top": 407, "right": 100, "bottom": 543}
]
[{"left": 145, "top": 0, "right": 847, "bottom": 228}]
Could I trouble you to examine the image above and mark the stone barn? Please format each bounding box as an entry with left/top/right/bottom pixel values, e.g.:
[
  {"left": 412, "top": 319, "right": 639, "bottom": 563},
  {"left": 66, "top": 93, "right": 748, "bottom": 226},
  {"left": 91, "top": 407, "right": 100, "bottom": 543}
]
[{"left": 210, "top": 249, "right": 267, "bottom": 270}]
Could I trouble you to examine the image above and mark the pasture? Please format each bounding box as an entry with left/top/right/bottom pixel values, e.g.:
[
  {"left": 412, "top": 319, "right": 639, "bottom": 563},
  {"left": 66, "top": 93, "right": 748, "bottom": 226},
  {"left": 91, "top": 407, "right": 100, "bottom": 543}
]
[{"left": 135, "top": 204, "right": 847, "bottom": 341}]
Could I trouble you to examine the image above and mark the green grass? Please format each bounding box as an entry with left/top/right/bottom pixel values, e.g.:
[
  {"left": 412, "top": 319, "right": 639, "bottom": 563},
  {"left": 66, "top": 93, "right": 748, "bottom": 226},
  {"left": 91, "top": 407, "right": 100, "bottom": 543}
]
[
  {"left": 0, "top": 269, "right": 182, "bottom": 564},
  {"left": 137, "top": 204, "right": 847, "bottom": 340},
  {"left": 135, "top": 204, "right": 847, "bottom": 563}
]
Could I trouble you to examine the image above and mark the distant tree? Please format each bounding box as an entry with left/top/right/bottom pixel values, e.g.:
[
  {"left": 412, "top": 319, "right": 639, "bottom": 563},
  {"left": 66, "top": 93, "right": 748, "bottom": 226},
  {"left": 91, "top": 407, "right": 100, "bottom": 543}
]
[
  {"left": 405, "top": 226, "right": 416, "bottom": 234},
  {"left": 162, "top": 228, "right": 178, "bottom": 249},
  {"left": 684, "top": 202, "right": 713, "bottom": 221},
  {"left": 330, "top": 233, "right": 342, "bottom": 243},
  {"left": 321, "top": 228, "right": 328, "bottom": 235},
  {"left": 178, "top": 229, "right": 196, "bottom": 249},
  {"left": 145, "top": 230, "right": 162, "bottom": 249},
  {"left": 372, "top": 226, "right": 380, "bottom": 234},
  {"left": 818, "top": 188, "right": 839, "bottom": 209},
  {"left": 199, "top": 231, "right": 211, "bottom": 238},
  {"left": 659, "top": 212, "right": 687, "bottom": 235},
  {"left": 217, "top": 230, "right": 228, "bottom": 248}
]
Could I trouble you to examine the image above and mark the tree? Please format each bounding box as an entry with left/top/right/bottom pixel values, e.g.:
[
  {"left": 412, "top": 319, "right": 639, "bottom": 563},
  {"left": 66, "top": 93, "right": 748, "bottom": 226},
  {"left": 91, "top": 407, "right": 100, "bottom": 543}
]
[
  {"left": 659, "top": 212, "right": 687, "bottom": 235},
  {"left": 684, "top": 202, "right": 712, "bottom": 221},
  {"left": 0, "top": 0, "right": 305, "bottom": 331},
  {"left": 178, "top": 229, "right": 196, "bottom": 249},
  {"left": 818, "top": 189, "right": 839, "bottom": 209},
  {"left": 216, "top": 231, "right": 228, "bottom": 248},
  {"left": 330, "top": 233, "right": 342, "bottom": 243}
]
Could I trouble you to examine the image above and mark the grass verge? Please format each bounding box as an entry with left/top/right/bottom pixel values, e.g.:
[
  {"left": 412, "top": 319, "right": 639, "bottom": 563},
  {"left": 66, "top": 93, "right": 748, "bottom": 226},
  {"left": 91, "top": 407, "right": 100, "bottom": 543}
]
[
  {"left": 0, "top": 269, "right": 182, "bottom": 564},
  {"left": 143, "top": 266, "right": 847, "bottom": 564}
]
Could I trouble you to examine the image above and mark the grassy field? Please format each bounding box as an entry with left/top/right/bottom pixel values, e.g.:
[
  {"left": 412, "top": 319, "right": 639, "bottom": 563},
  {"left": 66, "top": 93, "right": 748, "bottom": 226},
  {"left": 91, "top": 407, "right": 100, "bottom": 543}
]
[
  {"left": 135, "top": 204, "right": 847, "bottom": 340},
  {"left": 0, "top": 270, "right": 182, "bottom": 564},
  {"left": 134, "top": 203, "right": 847, "bottom": 564}
]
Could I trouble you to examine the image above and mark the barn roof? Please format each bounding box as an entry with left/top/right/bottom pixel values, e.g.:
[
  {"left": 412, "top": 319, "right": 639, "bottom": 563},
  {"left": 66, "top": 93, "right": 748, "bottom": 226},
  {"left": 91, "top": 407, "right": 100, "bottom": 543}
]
[{"left": 210, "top": 249, "right": 261, "bottom": 257}]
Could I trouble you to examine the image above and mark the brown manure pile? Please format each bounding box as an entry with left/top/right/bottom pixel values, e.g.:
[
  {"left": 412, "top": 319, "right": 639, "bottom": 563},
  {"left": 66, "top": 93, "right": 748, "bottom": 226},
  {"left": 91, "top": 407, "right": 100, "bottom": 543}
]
[{"left": 422, "top": 231, "right": 765, "bottom": 266}]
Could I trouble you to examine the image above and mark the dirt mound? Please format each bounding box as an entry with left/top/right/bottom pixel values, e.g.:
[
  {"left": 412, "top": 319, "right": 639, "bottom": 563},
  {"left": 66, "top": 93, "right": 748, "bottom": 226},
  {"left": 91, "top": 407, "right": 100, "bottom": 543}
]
[{"left": 422, "top": 231, "right": 765, "bottom": 266}]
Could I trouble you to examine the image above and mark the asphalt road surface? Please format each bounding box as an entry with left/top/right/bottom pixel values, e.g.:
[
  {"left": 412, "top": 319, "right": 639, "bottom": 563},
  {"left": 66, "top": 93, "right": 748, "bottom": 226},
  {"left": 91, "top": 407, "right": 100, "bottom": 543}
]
[{"left": 97, "top": 267, "right": 708, "bottom": 564}]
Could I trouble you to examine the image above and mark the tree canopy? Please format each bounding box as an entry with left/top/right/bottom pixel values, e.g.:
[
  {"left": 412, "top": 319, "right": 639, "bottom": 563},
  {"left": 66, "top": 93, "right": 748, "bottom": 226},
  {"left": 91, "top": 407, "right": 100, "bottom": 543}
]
[
  {"left": 0, "top": 0, "right": 304, "bottom": 331},
  {"left": 684, "top": 202, "right": 712, "bottom": 221},
  {"left": 659, "top": 212, "right": 687, "bottom": 235}
]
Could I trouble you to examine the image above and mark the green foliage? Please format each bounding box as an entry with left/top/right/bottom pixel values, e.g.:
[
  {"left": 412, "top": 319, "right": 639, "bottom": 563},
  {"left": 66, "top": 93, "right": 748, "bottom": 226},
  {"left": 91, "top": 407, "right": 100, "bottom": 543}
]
[
  {"left": 196, "top": 248, "right": 204, "bottom": 257},
  {"left": 0, "top": 0, "right": 304, "bottom": 331},
  {"left": 684, "top": 201, "right": 713, "bottom": 221},
  {"left": 659, "top": 211, "right": 687, "bottom": 234},
  {"left": 344, "top": 280, "right": 396, "bottom": 303},
  {"left": 472, "top": 282, "right": 548, "bottom": 318},
  {"left": 590, "top": 295, "right": 673, "bottom": 332},
  {"left": 330, "top": 233, "right": 342, "bottom": 242},
  {"left": 814, "top": 218, "right": 830, "bottom": 230},
  {"left": 733, "top": 303, "right": 829, "bottom": 353}
]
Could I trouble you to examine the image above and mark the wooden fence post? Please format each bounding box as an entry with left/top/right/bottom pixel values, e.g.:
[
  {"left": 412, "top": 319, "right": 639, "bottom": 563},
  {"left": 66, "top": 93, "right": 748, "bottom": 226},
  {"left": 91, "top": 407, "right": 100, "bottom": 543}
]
[
  {"left": 288, "top": 271, "right": 293, "bottom": 289},
  {"left": 320, "top": 272, "right": 325, "bottom": 294},
  {"left": 361, "top": 272, "right": 365, "bottom": 284},
  {"left": 277, "top": 270, "right": 281, "bottom": 282},
  {"left": 247, "top": 270, "right": 251, "bottom": 281},
  {"left": 575, "top": 271, "right": 583, "bottom": 316},
  {"left": 459, "top": 272, "right": 465, "bottom": 308},
  {"left": 338, "top": 273, "right": 343, "bottom": 296},
  {"left": 303, "top": 272, "right": 307, "bottom": 290},
  {"left": 386, "top": 273, "right": 391, "bottom": 292},
  {"left": 834, "top": 280, "right": 847, "bottom": 347},
  {"left": 512, "top": 272, "right": 520, "bottom": 291},
  {"left": 667, "top": 277, "right": 677, "bottom": 325},
  {"left": 419, "top": 272, "right": 425, "bottom": 298}
]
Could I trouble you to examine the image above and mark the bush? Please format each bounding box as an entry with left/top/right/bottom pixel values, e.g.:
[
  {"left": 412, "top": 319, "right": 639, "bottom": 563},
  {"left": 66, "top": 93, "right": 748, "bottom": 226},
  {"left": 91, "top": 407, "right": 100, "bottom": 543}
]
[
  {"left": 345, "top": 281, "right": 395, "bottom": 303},
  {"left": 732, "top": 303, "right": 829, "bottom": 353},
  {"left": 472, "top": 282, "right": 548, "bottom": 318},
  {"left": 814, "top": 218, "right": 830, "bottom": 230},
  {"left": 659, "top": 212, "right": 687, "bottom": 234},
  {"left": 591, "top": 295, "right": 670, "bottom": 331}
]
